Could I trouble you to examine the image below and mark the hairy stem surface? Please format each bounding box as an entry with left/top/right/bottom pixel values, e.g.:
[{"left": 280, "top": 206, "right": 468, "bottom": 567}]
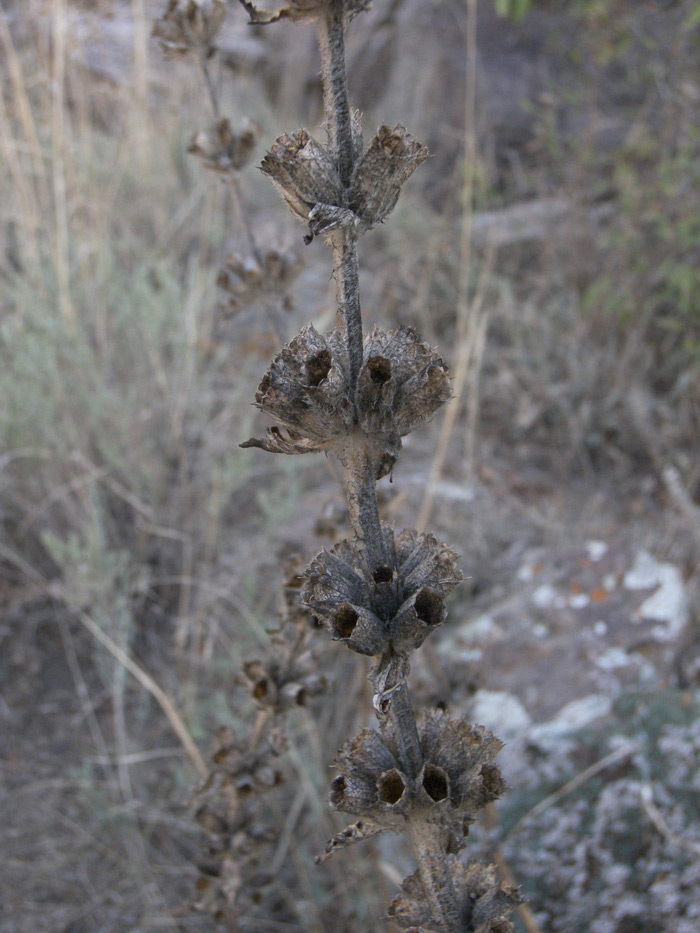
[
  {"left": 339, "top": 440, "right": 389, "bottom": 565},
  {"left": 317, "top": 3, "right": 354, "bottom": 186},
  {"left": 407, "top": 820, "right": 461, "bottom": 932},
  {"left": 331, "top": 228, "right": 363, "bottom": 401}
]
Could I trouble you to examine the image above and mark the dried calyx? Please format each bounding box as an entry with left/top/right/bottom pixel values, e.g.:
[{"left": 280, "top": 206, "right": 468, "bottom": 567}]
[
  {"left": 152, "top": 0, "right": 227, "bottom": 55},
  {"left": 329, "top": 712, "right": 505, "bottom": 831},
  {"left": 241, "top": 324, "right": 451, "bottom": 474},
  {"left": 217, "top": 247, "right": 304, "bottom": 308},
  {"left": 389, "top": 861, "right": 522, "bottom": 933},
  {"left": 303, "top": 526, "right": 461, "bottom": 656},
  {"left": 188, "top": 117, "right": 261, "bottom": 173},
  {"left": 261, "top": 123, "right": 429, "bottom": 242}
]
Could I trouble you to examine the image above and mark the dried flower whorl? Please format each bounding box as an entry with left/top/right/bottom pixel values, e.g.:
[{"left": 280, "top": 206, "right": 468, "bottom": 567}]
[
  {"left": 326, "top": 712, "right": 505, "bottom": 838},
  {"left": 303, "top": 527, "right": 462, "bottom": 656},
  {"left": 188, "top": 117, "right": 261, "bottom": 174},
  {"left": 153, "top": 0, "right": 227, "bottom": 55},
  {"left": 261, "top": 124, "right": 429, "bottom": 242},
  {"left": 241, "top": 325, "right": 451, "bottom": 471},
  {"left": 389, "top": 860, "right": 522, "bottom": 933}
]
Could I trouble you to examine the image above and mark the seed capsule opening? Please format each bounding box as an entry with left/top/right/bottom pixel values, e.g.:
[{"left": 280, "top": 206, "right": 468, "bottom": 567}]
[
  {"left": 415, "top": 587, "right": 443, "bottom": 626},
  {"left": 330, "top": 775, "right": 347, "bottom": 807},
  {"left": 378, "top": 768, "right": 407, "bottom": 805},
  {"left": 367, "top": 356, "right": 391, "bottom": 384},
  {"left": 332, "top": 604, "right": 359, "bottom": 639},
  {"left": 423, "top": 763, "right": 449, "bottom": 802},
  {"left": 252, "top": 678, "right": 269, "bottom": 700},
  {"left": 306, "top": 349, "right": 332, "bottom": 386},
  {"left": 373, "top": 565, "right": 394, "bottom": 584}
]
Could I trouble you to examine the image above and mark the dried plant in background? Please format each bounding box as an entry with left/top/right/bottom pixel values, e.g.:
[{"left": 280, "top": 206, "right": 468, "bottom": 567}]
[
  {"left": 231, "top": 0, "right": 521, "bottom": 929},
  {"left": 153, "top": 0, "right": 304, "bottom": 317}
]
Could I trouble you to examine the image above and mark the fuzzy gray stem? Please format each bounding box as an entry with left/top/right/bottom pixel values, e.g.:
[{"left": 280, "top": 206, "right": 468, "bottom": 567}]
[
  {"left": 317, "top": 4, "right": 354, "bottom": 187},
  {"left": 382, "top": 678, "right": 423, "bottom": 779},
  {"left": 340, "top": 439, "right": 389, "bottom": 566},
  {"left": 331, "top": 228, "right": 363, "bottom": 400},
  {"left": 406, "top": 820, "right": 461, "bottom": 932}
]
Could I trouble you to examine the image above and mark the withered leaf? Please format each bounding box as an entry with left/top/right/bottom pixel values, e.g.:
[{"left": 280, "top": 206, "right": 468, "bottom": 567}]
[{"left": 315, "top": 816, "right": 384, "bottom": 863}]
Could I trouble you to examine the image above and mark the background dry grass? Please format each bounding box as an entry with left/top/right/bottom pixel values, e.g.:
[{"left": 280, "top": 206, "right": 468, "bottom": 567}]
[{"left": 1, "top": 1, "right": 699, "bottom": 931}]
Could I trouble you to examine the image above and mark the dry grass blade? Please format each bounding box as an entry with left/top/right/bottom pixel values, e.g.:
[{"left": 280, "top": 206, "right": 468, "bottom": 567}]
[{"left": 0, "top": 543, "right": 208, "bottom": 778}]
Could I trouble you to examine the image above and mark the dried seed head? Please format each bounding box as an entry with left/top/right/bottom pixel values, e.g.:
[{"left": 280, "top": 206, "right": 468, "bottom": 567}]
[
  {"left": 349, "top": 124, "right": 429, "bottom": 227},
  {"left": 417, "top": 711, "right": 506, "bottom": 831},
  {"left": 241, "top": 325, "right": 353, "bottom": 456},
  {"left": 260, "top": 122, "right": 427, "bottom": 242},
  {"left": 217, "top": 247, "right": 304, "bottom": 309},
  {"left": 328, "top": 728, "right": 410, "bottom": 827},
  {"left": 153, "top": 0, "right": 227, "bottom": 55},
  {"left": 238, "top": 0, "right": 371, "bottom": 26},
  {"left": 357, "top": 325, "right": 452, "bottom": 440},
  {"left": 189, "top": 118, "right": 261, "bottom": 174},
  {"left": 261, "top": 130, "right": 344, "bottom": 238},
  {"left": 303, "top": 527, "right": 462, "bottom": 656},
  {"left": 241, "top": 325, "right": 451, "bottom": 462},
  {"left": 389, "top": 860, "right": 522, "bottom": 933},
  {"left": 326, "top": 712, "right": 505, "bottom": 839}
]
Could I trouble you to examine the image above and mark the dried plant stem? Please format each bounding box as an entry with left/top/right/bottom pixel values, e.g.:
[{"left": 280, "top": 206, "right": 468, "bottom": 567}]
[
  {"left": 379, "top": 678, "right": 423, "bottom": 778},
  {"left": 318, "top": 8, "right": 462, "bottom": 928},
  {"left": 407, "top": 821, "right": 460, "bottom": 930},
  {"left": 339, "top": 440, "right": 390, "bottom": 564},
  {"left": 317, "top": 5, "right": 354, "bottom": 186},
  {"left": 331, "top": 229, "right": 364, "bottom": 397}
]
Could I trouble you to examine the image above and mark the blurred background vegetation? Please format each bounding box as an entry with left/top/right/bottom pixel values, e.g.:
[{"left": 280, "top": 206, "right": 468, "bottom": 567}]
[{"left": 1, "top": 1, "right": 699, "bottom": 931}]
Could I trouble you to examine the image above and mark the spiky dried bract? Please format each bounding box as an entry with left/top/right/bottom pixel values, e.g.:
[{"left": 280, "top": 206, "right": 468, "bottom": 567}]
[
  {"left": 303, "top": 526, "right": 461, "bottom": 656},
  {"left": 315, "top": 816, "right": 383, "bottom": 863},
  {"left": 349, "top": 125, "right": 430, "bottom": 226},
  {"left": 325, "top": 713, "right": 505, "bottom": 847},
  {"left": 389, "top": 860, "right": 521, "bottom": 933},
  {"left": 153, "top": 0, "right": 227, "bottom": 55},
  {"left": 238, "top": 0, "right": 371, "bottom": 25},
  {"left": 188, "top": 117, "right": 261, "bottom": 173}
]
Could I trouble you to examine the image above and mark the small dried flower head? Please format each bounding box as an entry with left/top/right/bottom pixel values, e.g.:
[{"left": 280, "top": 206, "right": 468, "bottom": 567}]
[
  {"left": 241, "top": 325, "right": 451, "bottom": 470},
  {"left": 357, "top": 325, "right": 451, "bottom": 442},
  {"left": 303, "top": 526, "right": 461, "bottom": 656},
  {"left": 241, "top": 324, "right": 353, "bottom": 456},
  {"left": 217, "top": 246, "right": 303, "bottom": 308},
  {"left": 189, "top": 117, "right": 261, "bottom": 173},
  {"left": 261, "top": 123, "right": 428, "bottom": 242},
  {"left": 326, "top": 713, "right": 505, "bottom": 837},
  {"left": 153, "top": 0, "right": 227, "bottom": 56},
  {"left": 349, "top": 124, "right": 429, "bottom": 227},
  {"left": 241, "top": 657, "right": 326, "bottom": 711},
  {"left": 389, "top": 860, "right": 522, "bottom": 933},
  {"left": 238, "top": 0, "right": 371, "bottom": 26}
]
